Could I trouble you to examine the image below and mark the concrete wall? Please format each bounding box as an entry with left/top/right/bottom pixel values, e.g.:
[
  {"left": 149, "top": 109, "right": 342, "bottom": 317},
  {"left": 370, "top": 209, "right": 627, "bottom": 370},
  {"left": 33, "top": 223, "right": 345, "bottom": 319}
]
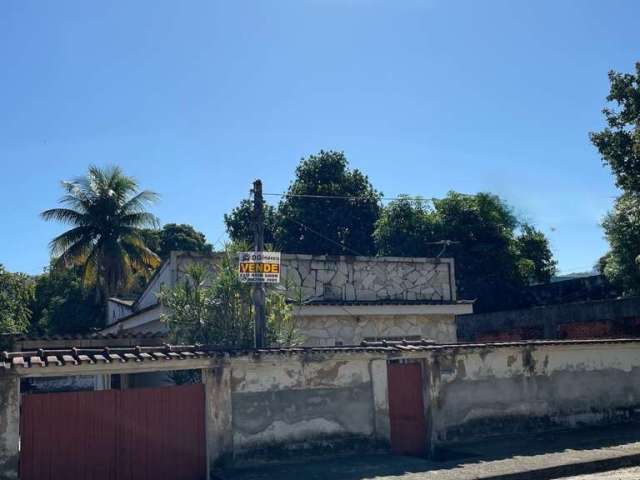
[
  {"left": 457, "top": 296, "right": 640, "bottom": 342},
  {"left": 227, "top": 353, "right": 388, "bottom": 462},
  {"left": 4, "top": 340, "right": 640, "bottom": 471},
  {"left": 297, "top": 314, "right": 456, "bottom": 346},
  {"left": 429, "top": 342, "right": 640, "bottom": 445},
  {"left": 0, "top": 374, "right": 19, "bottom": 479}
]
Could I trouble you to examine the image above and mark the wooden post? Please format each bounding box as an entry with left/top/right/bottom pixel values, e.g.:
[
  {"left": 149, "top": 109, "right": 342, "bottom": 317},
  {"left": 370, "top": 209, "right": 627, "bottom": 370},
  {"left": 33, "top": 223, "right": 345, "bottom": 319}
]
[{"left": 252, "top": 179, "right": 266, "bottom": 348}]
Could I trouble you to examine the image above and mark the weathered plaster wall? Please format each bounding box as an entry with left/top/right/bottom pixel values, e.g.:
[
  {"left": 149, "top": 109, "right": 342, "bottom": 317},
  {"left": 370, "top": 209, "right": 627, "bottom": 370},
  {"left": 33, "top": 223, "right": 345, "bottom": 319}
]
[
  {"left": 0, "top": 374, "right": 19, "bottom": 479},
  {"left": 430, "top": 343, "right": 640, "bottom": 445},
  {"left": 281, "top": 255, "right": 455, "bottom": 303},
  {"left": 297, "top": 314, "right": 456, "bottom": 346},
  {"left": 203, "top": 364, "right": 233, "bottom": 471},
  {"left": 229, "top": 354, "right": 384, "bottom": 461}
]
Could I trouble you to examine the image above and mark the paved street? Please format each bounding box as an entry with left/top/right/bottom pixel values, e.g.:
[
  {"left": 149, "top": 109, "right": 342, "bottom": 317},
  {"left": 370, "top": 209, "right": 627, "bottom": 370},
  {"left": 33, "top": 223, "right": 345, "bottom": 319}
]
[
  {"left": 557, "top": 467, "right": 640, "bottom": 479},
  {"left": 220, "top": 424, "right": 640, "bottom": 480}
]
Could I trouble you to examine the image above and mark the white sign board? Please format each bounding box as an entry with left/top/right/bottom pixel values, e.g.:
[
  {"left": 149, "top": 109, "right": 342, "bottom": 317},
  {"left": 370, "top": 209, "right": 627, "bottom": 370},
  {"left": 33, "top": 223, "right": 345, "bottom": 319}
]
[{"left": 238, "top": 251, "right": 281, "bottom": 283}]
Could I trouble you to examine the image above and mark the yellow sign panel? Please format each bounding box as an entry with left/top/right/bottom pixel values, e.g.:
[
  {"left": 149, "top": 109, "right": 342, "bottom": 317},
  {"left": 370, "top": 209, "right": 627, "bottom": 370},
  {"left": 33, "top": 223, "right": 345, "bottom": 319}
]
[{"left": 238, "top": 252, "right": 281, "bottom": 283}]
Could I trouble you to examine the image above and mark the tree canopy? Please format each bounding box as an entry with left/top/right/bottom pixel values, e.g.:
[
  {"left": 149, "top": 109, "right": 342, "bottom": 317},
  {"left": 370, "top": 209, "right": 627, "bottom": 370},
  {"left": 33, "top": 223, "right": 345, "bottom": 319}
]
[
  {"left": 224, "top": 199, "right": 277, "bottom": 247},
  {"left": 41, "top": 166, "right": 161, "bottom": 300},
  {"left": 224, "top": 150, "right": 381, "bottom": 255},
  {"left": 31, "top": 264, "right": 102, "bottom": 335},
  {"left": 0, "top": 264, "right": 34, "bottom": 335},
  {"left": 142, "top": 223, "right": 213, "bottom": 260},
  {"left": 374, "top": 192, "right": 556, "bottom": 312},
  {"left": 600, "top": 193, "right": 640, "bottom": 294},
  {"left": 592, "top": 62, "right": 640, "bottom": 293},
  {"left": 590, "top": 62, "right": 640, "bottom": 193},
  {"left": 276, "top": 151, "right": 381, "bottom": 255}
]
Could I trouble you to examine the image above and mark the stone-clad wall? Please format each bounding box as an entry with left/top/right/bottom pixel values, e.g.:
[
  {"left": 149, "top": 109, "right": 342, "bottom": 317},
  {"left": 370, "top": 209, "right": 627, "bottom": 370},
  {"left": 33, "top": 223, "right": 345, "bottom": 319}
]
[
  {"left": 297, "top": 314, "right": 456, "bottom": 346},
  {"left": 280, "top": 255, "right": 455, "bottom": 303},
  {"left": 171, "top": 253, "right": 455, "bottom": 304}
]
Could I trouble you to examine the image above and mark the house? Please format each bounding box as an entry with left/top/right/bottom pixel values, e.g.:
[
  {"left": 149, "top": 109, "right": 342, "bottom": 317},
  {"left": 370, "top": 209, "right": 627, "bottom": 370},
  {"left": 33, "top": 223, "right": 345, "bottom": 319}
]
[{"left": 102, "top": 251, "right": 473, "bottom": 345}]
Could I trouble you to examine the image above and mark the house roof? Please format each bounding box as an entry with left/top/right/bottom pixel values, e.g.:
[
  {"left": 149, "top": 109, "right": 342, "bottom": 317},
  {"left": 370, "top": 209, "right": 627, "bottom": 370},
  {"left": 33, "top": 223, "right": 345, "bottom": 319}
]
[
  {"left": 108, "top": 297, "right": 135, "bottom": 307},
  {"left": 4, "top": 338, "right": 640, "bottom": 371},
  {"left": 0, "top": 331, "right": 164, "bottom": 342}
]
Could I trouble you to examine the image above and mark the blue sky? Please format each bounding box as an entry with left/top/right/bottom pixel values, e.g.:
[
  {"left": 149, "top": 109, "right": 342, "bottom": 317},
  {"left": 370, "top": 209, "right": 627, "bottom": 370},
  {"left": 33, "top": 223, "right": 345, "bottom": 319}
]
[{"left": 1, "top": 0, "right": 638, "bottom": 275}]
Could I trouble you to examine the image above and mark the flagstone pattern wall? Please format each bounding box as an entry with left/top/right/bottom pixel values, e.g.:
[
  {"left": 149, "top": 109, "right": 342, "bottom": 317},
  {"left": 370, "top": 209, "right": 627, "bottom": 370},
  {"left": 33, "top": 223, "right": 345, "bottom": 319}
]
[{"left": 279, "top": 255, "right": 456, "bottom": 303}]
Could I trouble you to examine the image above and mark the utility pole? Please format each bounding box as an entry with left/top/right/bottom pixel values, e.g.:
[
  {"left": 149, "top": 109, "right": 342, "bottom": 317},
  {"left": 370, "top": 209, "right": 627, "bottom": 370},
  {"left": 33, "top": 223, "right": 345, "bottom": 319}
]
[{"left": 252, "top": 179, "right": 266, "bottom": 348}]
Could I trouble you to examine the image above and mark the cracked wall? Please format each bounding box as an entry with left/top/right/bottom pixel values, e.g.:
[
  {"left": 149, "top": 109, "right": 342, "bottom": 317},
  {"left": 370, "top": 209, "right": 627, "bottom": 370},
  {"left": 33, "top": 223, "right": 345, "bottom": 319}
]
[
  {"left": 229, "top": 354, "right": 386, "bottom": 461},
  {"left": 280, "top": 255, "right": 455, "bottom": 303},
  {"left": 430, "top": 343, "right": 640, "bottom": 444},
  {"left": 0, "top": 374, "right": 19, "bottom": 480}
]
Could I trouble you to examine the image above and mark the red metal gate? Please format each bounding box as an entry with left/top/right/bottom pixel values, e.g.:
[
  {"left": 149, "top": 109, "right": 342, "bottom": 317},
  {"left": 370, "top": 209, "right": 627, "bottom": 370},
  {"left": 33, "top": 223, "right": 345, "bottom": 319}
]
[
  {"left": 387, "top": 361, "right": 427, "bottom": 456},
  {"left": 20, "top": 384, "right": 206, "bottom": 480}
]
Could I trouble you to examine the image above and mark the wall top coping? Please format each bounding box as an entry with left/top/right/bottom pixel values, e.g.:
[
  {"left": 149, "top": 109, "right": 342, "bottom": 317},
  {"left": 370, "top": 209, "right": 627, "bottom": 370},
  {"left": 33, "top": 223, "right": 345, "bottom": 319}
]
[{"left": 4, "top": 338, "right": 640, "bottom": 376}]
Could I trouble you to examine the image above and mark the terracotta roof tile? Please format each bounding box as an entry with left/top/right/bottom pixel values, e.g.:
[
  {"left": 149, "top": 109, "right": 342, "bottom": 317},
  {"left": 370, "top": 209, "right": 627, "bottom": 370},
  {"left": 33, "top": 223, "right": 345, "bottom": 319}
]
[{"left": 3, "top": 338, "right": 640, "bottom": 371}]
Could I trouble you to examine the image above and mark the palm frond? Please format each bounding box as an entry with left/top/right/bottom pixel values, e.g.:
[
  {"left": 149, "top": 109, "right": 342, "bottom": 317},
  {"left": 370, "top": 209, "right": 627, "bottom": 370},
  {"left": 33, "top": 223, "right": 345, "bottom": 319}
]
[
  {"left": 40, "top": 208, "right": 89, "bottom": 225},
  {"left": 121, "top": 235, "right": 161, "bottom": 270},
  {"left": 44, "top": 165, "right": 159, "bottom": 298},
  {"left": 48, "top": 226, "right": 95, "bottom": 256},
  {"left": 51, "top": 237, "right": 94, "bottom": 270},
  {"left": 119, "top": 212, "right": 160, "bottom": 229},
  {"left": 119, "top": 190, "right": 160, "bottom": 215}
]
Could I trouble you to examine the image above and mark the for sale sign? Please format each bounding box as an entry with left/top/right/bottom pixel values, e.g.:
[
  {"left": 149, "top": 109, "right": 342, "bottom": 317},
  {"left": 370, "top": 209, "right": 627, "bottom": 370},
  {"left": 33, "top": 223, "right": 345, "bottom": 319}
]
[{"left": 238, "top": 251, "right": 281, "bottom": 283}]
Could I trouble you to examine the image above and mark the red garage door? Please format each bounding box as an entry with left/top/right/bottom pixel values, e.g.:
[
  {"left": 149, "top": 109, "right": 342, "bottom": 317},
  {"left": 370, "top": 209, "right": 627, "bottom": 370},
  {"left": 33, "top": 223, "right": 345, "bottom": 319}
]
[
  {"left": 387, "top": 362, "right": 427, "bottom": 457},
  {"left": 20, "top": 384, "right": 206, "bottom": 480}
]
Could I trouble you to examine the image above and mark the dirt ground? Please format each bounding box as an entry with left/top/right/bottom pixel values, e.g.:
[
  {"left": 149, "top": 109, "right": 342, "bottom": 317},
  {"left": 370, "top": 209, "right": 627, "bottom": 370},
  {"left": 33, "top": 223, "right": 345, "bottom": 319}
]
[{"left": 558, "top": 466, "right": 640, "bottom": 479}]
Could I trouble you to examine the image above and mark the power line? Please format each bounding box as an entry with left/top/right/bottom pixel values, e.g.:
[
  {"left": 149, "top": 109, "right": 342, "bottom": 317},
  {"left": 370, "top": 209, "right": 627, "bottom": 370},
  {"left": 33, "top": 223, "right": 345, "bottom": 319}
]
[
  {"left": 263, "top": 192, "right": 443, "bottom": 202},
  {"left": 286, "top": 218, "right": 366, "bottom": 257}
]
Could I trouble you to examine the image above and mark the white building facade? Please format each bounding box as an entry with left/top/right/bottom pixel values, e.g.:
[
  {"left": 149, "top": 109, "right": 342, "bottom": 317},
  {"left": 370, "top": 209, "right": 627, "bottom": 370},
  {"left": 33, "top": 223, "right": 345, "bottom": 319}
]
[{"left": 102, "top": 251, "right": 472, "bottom": 345}]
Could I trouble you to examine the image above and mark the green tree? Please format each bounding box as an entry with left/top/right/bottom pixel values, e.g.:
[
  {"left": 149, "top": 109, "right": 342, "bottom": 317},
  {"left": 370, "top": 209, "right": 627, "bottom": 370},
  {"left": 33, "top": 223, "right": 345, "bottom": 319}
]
[
  {"left": 590, "top": 62, "right": 640, "bottom": 193},
  {"left": 0, "top": 265, "right": 34, "bottom": 335},
  {"left": 224, "top": 151, "right": 381, "bottom": 255},
  {"left": 515, "top": 224, "right": 557, "bottom": 284},
  {"left": 600, "top": 193, "right": 640, "bottom": 294},
  {"left": 224, "top": 199, "right": 277, "bottom": 246},
  {"left": 158, "top": 247, "right": 300, "bottom": 347},
  {"left": 591, "top": 62, "right": 640, "bottom": 292},
  {"left": 374, "top": 192, "right": 556, "bottom": 312},
  {"left": 41, "top": 166, "right": 161, "bottom": 301},
  {"left": 374, "top": 197, "right": 436, "bottom": 257},
  {"left": 30, "top": 264, "right": 103, "bottom": 335},
  {"left": 276, "top": 151, "right": 381, "bottom": 255},
  {"left": 141, "top": 223, "right": 213, "bottom": 260}
]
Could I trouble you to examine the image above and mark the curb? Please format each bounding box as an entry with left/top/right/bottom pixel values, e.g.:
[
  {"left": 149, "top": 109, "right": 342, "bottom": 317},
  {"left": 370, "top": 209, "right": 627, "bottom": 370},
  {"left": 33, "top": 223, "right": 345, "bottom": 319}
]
[{"left": 478, "top": 452, "right": 640, "bottom": 480}]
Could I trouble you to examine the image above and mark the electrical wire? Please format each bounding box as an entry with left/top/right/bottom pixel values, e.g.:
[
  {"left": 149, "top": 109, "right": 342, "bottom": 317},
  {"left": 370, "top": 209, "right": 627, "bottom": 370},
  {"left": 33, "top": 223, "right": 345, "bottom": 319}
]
[
  {"left": 263, "top": 192, "right": 445, "bottom": 202},
  {"left": 286, "top": 218, "right": 366, "bottom": 257}
]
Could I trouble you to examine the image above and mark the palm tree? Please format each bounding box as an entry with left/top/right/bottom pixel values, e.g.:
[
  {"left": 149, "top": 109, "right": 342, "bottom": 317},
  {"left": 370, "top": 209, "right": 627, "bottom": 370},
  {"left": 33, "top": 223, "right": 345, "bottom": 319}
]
[{"left": 41, "top": 165, "right": 161, "bottom": 301}]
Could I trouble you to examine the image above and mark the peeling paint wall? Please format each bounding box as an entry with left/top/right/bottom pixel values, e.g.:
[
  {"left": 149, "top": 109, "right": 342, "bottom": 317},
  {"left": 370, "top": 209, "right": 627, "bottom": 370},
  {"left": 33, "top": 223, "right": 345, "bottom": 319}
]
[
  {"left": 430, "top": 343, "right": 640, "bottom": 444},
  {"left": 297, "top": 314, "right": 457, "bottom": 346},
  {"left": 0, "top": 374, "right": 19, "bottom": 480},
  {"left": 228, "top": 354, "right": 385, "bottom": 461}
]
